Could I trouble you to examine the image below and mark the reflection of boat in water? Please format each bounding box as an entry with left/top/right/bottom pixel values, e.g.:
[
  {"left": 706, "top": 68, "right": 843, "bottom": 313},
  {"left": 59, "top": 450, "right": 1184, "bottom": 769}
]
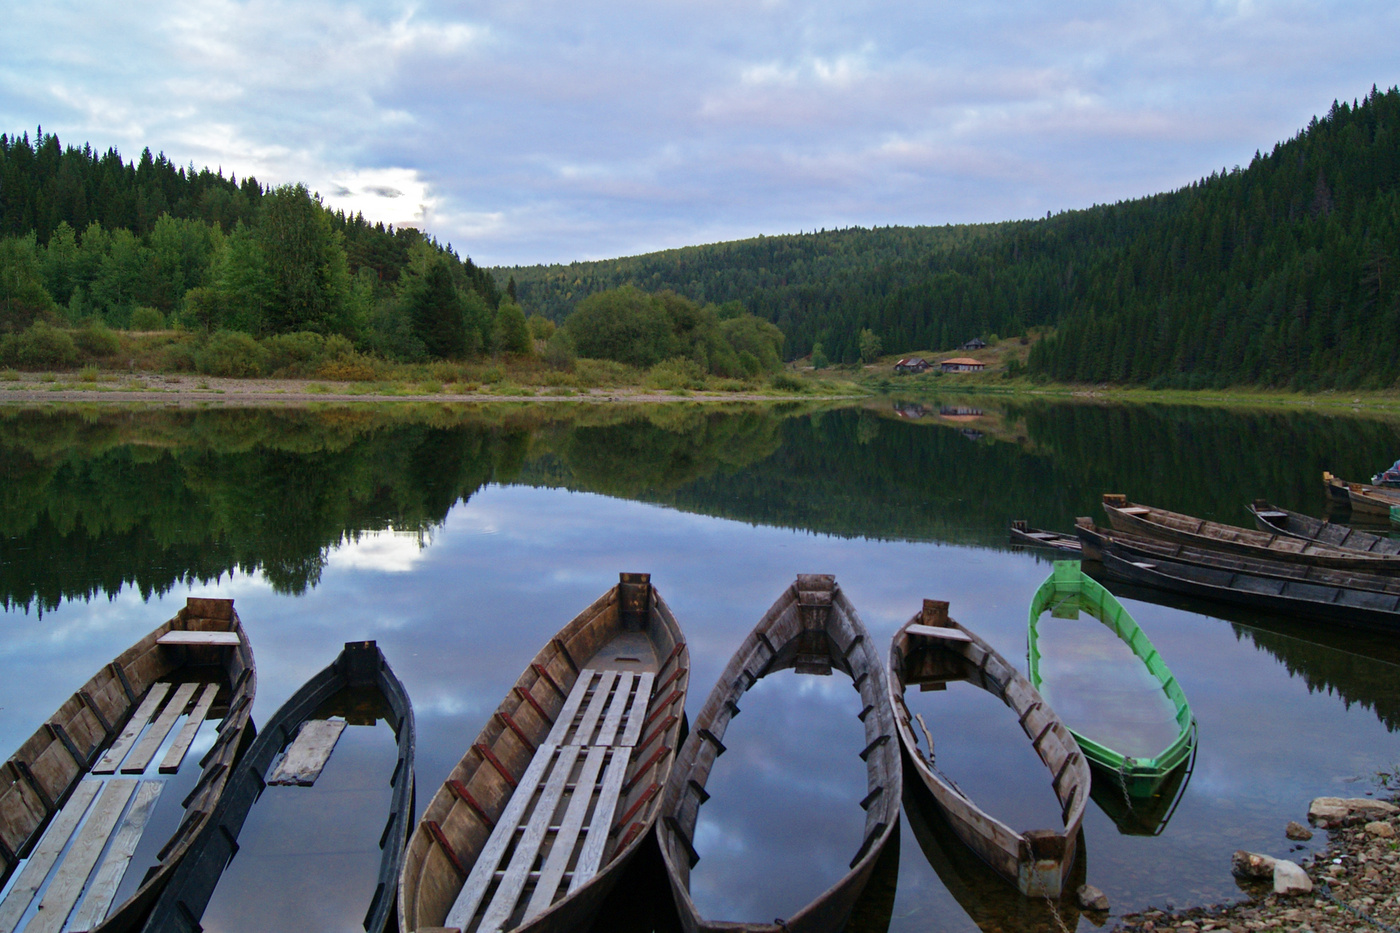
[
  {"left": 901, "top": 768, "right": 1086, "bottom": 933},
  {"left": 399, "top": 573, "right": 689, "bottom": 933},
  {"left": 0, "top": 597, "right": 255, "bottom": 933},
  {"left": 1250, "top": 500, "right": 1400, "bottom": 554},
  {"left": 658, "top": 574, "right": 900, "bottom": 933},
  {"left": 889, "top": 599, "right": 1089, "bottom": 897},
  {"left": 1028, "top": 561, "right": 1195, "bottom": 798},
  {"left": 144, "top": 640, "right": 414, "bottom": 933},
  {"left": 1087, "top": 739, "right": 1195, "bottom": 837}
]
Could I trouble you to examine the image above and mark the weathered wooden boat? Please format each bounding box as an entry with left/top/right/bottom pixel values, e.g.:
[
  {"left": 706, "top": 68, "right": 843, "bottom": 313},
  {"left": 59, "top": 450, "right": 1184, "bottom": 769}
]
[
  {"left": 1027, "top": 561, "right": 1194, "bottom": 798},
  {"left": 1248, "top": 500, "right": 1400, "bottom": 554},
  {"left": 1077, "top": 520, "right": 1400, "bottom": 598},
  {"left": 1008, "top": 521, "right": 1082, "bottom": 554},
  {"left": 1101, "top": 494, "right": 1400, "bottom": 573},
  {"left": 657, "top": 574, "right": 899, "bottom": 933},
  {"left": 398, "top": 573, "right": 688, "bottom": 933},
  {"left": 889, "top": 599, "right": 1089, "bottom": 898},
  {"left": 142, "top": 640, "right": 413, "bottom": 933},
  {"left": 1322, "top": 471, "right": 1400, "bottom": 519},
  {"left": 1098, "top": 547, "right": 1400, "bottom": 632},
  {"left": 0, "top": 597, "right": 255, "bottom": 933}
]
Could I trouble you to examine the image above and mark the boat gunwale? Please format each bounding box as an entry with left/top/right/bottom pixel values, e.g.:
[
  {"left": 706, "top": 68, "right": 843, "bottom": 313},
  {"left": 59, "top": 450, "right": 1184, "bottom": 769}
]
[
  {"left": 397, "top": 576, "right": 689, "bottom": 933},
  {"left": 142, "top": 640, "right": 414, "bottom": 933},
  {"left": 656, "top": 575, "right": 901, "bottom": 933},
  {"left": 1026, "top": 561, "right": 1195, "bottom": 792}
]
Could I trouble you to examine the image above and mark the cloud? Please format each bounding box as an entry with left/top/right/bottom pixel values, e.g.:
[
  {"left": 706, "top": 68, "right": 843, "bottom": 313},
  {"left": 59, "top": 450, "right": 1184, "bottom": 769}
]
[{"left": 1, "top": 0, "right": 1398, "bottom": 263}]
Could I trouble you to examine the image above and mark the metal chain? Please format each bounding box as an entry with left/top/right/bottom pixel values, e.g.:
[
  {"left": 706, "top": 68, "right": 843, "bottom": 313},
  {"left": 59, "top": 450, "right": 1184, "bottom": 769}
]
[
  {"left": 1042, "top": 892, "right": 1075, "bottom": 933},
  {"left": 1318, "top": 880, "right": 1400, "bottom": 933}
]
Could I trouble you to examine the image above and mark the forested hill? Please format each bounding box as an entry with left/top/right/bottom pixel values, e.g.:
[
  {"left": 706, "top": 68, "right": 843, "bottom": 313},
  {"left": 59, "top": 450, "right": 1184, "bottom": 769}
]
[{"left": 502, "top": 86, "right": 1400, "bottom": 387}]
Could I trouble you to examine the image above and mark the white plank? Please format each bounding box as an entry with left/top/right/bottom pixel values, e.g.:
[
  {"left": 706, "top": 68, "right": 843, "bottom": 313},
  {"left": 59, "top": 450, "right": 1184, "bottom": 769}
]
[
  {"left": 158, "top": 683, "right": 219, "bottom": 774},
  {"left": 155, "top": 632, "right": 240, "bottom": 647},
  {"left": 121, "top": 682, "right": 198, "bottom": 775},
  {"left": 522, "top": 745, "right": 608, "bottom": 922},
  {"left": 568, "top": 748, "right": 630, "bottom": 893},
  {"left": 63, "top": 782, "right": 162, "bottom": 933},
  {"left": 92, "top": 683, "right": 172, "bottom": 775},
  {"left": 268, "top": 720, "right": 347, "bottom": 786},
  {"left": 0, "top": 780, "right": 102, "bottom": 933},
  {"left": 444, "top": 745, "right": 561, "bottom": 930},
  {"left": 906, "top": 623, "right": 973, "bottom": 643},
  {"left": 570, "top": 672, "right": 615, "bottom": 747},
  {"left": 617, "top": 673, "right": 655, "bottom": 748},
  {"left": 478, "top": 746, "right": 581, "bottom": 933},
  {"left": 541, "top": 671, "right": 596, "bottom": 747},
  {"left": 26, "top": 780, "right": 138, "bottom": 933},
  {"left": 594, "top": 673, "right": 633, "bottom": 747}
]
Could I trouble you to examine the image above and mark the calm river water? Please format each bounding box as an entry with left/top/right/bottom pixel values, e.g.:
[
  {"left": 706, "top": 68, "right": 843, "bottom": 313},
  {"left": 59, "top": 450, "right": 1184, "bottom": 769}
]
[{"left": 2, "top": 397, "right": 1398, "bottom": 932}]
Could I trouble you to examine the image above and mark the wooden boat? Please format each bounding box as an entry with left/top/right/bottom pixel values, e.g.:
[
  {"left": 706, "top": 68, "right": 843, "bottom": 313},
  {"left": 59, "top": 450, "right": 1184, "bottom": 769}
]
[
  {"left": 1248, "top": 500, "right": 1400, "bottom": 554},
  {"left": 0, "top": 597, "right": 255, "bottom": 933},
  {"left": 1078, "top": 520, "right": 1400, "bottom": 598},
  {"left": 1101, "top": 494, "right": 1400, "bottom": 573},
  {"left": 398, "top": 573, "right": 688, "bottom": 933},
  {"left": 1323, "top": 471, "right": 1400, "bottom": 519},
  {"left": 1087, "top": 741, "right": 1194, "bottom": 837},
  {"left": 1008, "top": 521, "right": 1081, "bottom": 554},
  {"left": 657, "top": 574, "right": 900, "bottom": 933},
  {"left": 1027, "top": 561, "right": 1195, "bottom": 798},
  {"left": 889, "top": 599, "right": 1089, "bottom": 898},
  {"left": 1097, "top": 547, "right": 1400, "bottom": 633},
  {"left": 142, "top": 640, "right": 413, "bottom": 933}
]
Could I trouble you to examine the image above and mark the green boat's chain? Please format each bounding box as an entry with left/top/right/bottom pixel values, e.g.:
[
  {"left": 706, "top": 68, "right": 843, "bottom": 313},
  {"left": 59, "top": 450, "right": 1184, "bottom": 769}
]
[
  {"left": 1117, "top": 757, "right": 1135, "bottom": 816},
  {"left": 1319, "top": 880, "right": 1400, "bottom": 933}
]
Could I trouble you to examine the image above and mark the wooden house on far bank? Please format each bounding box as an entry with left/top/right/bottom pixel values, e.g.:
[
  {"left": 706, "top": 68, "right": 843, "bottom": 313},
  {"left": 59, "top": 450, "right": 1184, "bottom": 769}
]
[
  {"left": 894, "top": 357, "right": 931, "bottom": 374},
  {"left": 940, "top": 357, "right": 986, "bottom": 373},
  {"left": 962, "top": 337, "right": 988, "bottom": 350}
]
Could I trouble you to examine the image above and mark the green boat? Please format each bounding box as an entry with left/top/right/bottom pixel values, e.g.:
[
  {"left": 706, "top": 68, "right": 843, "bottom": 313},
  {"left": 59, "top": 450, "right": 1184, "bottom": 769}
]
[{"left": 1027, "top": 561, "right": 1195, "bottom": 798}]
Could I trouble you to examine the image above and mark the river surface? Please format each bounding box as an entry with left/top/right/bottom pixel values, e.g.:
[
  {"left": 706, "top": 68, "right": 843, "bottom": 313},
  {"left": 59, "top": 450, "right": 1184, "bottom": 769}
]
[{"left": 2, "top": 397, "right": 1399, "bottom": 932}]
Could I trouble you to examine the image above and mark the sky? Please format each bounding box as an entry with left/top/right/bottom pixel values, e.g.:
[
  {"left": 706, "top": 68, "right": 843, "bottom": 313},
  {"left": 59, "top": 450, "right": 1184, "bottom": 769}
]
[{"left": 2, "top": 0, "right": 1398, "bottom": 267}]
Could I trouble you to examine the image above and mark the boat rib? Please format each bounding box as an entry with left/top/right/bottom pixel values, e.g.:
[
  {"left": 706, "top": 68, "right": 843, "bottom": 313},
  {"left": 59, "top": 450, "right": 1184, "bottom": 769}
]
[
  {"left": 1027, "top": 561, "right": 1195, "bottom": 797},
  {"left": 889, "top": 598, "right": 1089, "bottom": 897},
  {"left": 1101, "top": 494, "right": 1400, "bottom": 573},
  {"left": 142, "top": 640, "right": 414, "bottom": 933},
  {"left": 657, "top": 574, "right": 901, "bottom": 933},
  {"left": 0, "top": 598, "right": 255, "bottom": 933},
  {"left": 398, "top": 572, "right": 688, "bottom": 933}
]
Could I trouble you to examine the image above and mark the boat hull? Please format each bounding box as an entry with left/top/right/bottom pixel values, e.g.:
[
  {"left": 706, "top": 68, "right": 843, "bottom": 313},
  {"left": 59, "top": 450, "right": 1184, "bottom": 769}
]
[{"left": 1249, "top": 501, "right": 1400, "bottom": 555}]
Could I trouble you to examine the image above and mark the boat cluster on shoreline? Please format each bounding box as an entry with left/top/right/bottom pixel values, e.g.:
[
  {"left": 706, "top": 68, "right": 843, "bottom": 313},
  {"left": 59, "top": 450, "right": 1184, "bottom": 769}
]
[{"left": 1, "top": 562, "right": 1202, "bottom": 932}]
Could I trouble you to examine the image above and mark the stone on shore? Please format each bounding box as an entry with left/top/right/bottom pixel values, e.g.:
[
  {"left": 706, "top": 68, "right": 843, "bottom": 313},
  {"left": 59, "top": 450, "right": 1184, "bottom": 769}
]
[
  {"left": 1307, "top": 796, "right": 1399, "bottom": 828},
  {"left": 1284, "top": 820, "right": 1313, "bottom": 840},
  {"left": 1076, "top": 883, "right": 1109, "bottom": 912},
  {"left": 1365, "top": 819, "right": 1396, "bottom": 837},
  {"left": 1231, "top": 850, "right": 1276, "bottom": 879},
  {"left": 1272, "top": 859, "right": 1312, "bottom": 896}
]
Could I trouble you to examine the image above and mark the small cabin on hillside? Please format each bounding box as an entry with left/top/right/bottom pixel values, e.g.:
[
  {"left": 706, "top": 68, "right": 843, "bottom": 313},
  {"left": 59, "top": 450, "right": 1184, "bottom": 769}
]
[
  {"left": 940, "top": 357, "right": 986, "bottom": 373},
  {"left": 894, "top": 357, "right": 930, "bottom": 374},
  {"left": 962, "top": 337, "right": 988, "bottom": 350}
]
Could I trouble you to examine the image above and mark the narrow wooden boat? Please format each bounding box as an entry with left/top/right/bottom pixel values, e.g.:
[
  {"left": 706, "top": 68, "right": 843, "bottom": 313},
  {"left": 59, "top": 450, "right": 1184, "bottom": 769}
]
[
  {"left": 1027, "top": 561, "right": 1194, "bottom": 798},
  {"left": 1098, "top": 547, "right": 1400, "bottom": 633},
  {"left": 1101, "top": 494, "right": 1400, "bottom": 573},
  {"left": 143, "top": 640, "right": 413, "bottom": 933},
  {"left": 1248, "top": 500, "right": 1400, "bottom": 554},
  {"left": 889, "top": 599, "right": 1089, "bottom": 898},
  {"left": 398, "top": 573, "right": 688, "bottom": 933},
  {"left": 1323, "top": 471, "right": 1400, "bottom": 519},
  {"left": 0, "top": 597, "right": 255, "bottom": 933},
  {"left": 1008, "top": 521, "right": 1082, "bottom": 554},
  {"left": 657, "top": 574, "right": 900, "bottom": 933},
  {"left": 1077, "top": 520, "right": 1400, "bottom": 598}
]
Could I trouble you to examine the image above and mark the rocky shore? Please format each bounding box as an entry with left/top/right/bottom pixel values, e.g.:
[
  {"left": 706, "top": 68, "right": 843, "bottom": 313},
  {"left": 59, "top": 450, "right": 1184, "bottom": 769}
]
[{"left": 1111, "top": 796, "right": 1399, "bottom": 933}]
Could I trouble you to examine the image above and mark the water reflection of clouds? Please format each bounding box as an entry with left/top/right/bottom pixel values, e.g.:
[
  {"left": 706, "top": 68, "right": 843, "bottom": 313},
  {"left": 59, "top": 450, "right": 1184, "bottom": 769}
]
[{"left": 325, "top": 529, "right": 430, "bottom": 573}]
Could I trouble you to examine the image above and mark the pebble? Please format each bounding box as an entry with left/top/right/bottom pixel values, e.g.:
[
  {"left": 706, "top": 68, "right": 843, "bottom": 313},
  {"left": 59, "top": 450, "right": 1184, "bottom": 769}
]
[{"left": 1286, "top": 821, "right": 1314, "bottom": 841}]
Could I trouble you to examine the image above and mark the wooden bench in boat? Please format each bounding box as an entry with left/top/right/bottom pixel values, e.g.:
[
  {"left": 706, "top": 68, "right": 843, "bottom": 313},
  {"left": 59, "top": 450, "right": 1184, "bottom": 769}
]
[
  {"left": 154, "top": 631, "right": 241, "bottom": 647},
  {"left": 443, "top": 667, "right": 655, "bottom": 933}
]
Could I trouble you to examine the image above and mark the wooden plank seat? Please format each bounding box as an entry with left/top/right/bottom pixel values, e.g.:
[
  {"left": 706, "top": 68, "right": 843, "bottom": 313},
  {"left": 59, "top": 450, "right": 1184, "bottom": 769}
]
[
  {"left": 442, "top": 668, "right": 657, "bottom": 932},
  {"left": 154, "top": 631, "right": 241, "bottom": 647}
]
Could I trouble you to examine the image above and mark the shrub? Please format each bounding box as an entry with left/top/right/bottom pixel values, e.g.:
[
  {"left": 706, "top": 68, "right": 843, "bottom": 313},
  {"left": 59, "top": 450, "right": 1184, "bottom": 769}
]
[
  {"left": 317, "top": 352, "right": 381, "bottom": 382},
  {"left": 162, "top": 340, "right": 199, "bottom": 372},
  {"left": 768, "top": 371, "right": 806, "bottom": 392},
  {"left": 2, "top": 322, "right": 78, "bottom": 370},
  {"left": 263, "top": 331, "right": 330, "bottom": 376},
  {"left": 543, "top": 329, "right": 576, "bottom": 371},
  {"left": 646, "top": 357, "right": 708, "bottom": 391},
  {"left": 196, "top": 330, "right": 268, "bottom": 377},
  {"left": 574, "top": 359, "right": 638, "bottom": 387},
  {"left": 129, "top": 306, "right": 165, "bottom": 330},
  {"left": 74, "top": 322, "right": 121, "bottom": 356},
  {"left": 78, "top": 365, "right": 99, "bottom": 382}
]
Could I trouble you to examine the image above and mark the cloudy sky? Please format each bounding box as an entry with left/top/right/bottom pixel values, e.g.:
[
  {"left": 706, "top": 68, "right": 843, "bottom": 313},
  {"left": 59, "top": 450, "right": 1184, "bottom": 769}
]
[{"left": 2, "top": 0, "right": 1397, "bottom": 266}]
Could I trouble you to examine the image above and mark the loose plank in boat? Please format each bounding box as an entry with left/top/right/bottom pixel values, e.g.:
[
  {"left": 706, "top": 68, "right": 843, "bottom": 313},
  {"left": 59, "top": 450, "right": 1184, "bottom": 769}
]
[
  {"left": 268, "top": 720, "right": 347, "bottom": 786},
  {"left": 26, "top": 779, "right": 137, "bottom": 933},
  {"left": 0, "top": 781, "right": 101, "bottom": 933},
  {"left": 92, "top": 683, "right": 172, "bottom": 774},
  {"left": 122, "top": 682, "right": 199, "bottom": 774},
  {"left": 66, "top": 781, "right": 162, "bottom": 933},
  {"left": 159, "top": 683, "right": 219, "bottom": 774}
]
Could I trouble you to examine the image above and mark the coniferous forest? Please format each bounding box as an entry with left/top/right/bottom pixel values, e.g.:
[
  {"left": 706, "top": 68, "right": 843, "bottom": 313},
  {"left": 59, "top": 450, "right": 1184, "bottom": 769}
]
[
  {"left": 2, "top": 86, "right": 1398, "bottom": 386},
  {"left": 506, "top": 87, "right": 1400, "bottom": 388}
]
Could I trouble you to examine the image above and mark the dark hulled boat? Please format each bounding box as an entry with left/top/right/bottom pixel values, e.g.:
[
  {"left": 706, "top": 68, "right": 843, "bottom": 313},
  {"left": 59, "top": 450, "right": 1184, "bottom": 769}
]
[{"left": 1249, "top": 501, "right": 1400, "bottom": 554}]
